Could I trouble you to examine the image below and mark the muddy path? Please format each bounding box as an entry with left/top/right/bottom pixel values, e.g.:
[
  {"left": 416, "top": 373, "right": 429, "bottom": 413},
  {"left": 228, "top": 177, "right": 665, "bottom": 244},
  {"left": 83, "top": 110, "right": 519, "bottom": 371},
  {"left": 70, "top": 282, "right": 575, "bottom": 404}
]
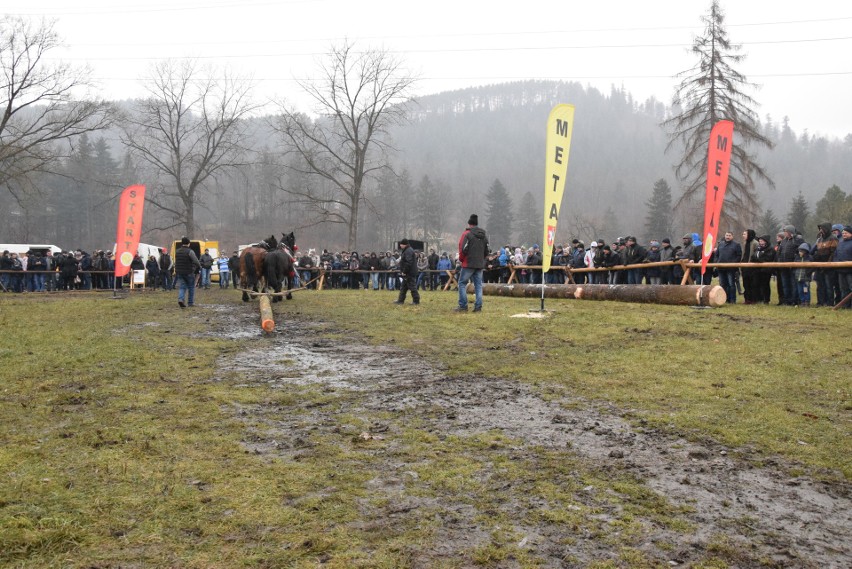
[{"left": 208, "top": 306, "right": 851, "bottom": 568}]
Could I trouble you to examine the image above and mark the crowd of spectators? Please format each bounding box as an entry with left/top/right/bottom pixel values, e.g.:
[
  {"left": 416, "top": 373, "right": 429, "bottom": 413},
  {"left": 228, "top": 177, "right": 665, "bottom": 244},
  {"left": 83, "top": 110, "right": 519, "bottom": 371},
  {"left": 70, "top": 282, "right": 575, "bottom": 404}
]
[{"left": 3, "top": 223, "right": 851, "bottom": 308}]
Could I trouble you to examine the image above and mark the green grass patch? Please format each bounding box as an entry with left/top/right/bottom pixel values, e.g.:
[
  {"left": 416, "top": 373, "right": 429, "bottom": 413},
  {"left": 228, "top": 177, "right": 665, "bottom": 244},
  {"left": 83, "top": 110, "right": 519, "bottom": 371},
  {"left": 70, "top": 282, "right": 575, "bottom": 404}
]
[{"left": 1, "top": 288, "right": 848, "bottom": 567}]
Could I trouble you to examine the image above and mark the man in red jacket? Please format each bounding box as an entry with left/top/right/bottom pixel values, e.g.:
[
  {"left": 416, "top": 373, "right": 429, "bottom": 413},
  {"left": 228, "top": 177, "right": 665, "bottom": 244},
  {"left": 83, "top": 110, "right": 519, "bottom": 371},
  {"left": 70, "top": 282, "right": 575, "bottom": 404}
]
[{"left": 455, "top": 214, "right": 489, "bottom": 312}]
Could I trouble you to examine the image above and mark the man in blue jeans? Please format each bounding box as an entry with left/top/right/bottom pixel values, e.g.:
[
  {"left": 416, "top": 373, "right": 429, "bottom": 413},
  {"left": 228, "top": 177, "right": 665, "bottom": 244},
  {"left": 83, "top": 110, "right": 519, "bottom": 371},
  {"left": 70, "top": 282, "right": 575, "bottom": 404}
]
[
  {"left": 715, "top": 231, "right": 742, "bottom": 303},
  {"left": 174, "top": 237, "right": 201, "bottom": 308},
  {"left": 455, "top": 214, "right": 489, "bottom": 312}
]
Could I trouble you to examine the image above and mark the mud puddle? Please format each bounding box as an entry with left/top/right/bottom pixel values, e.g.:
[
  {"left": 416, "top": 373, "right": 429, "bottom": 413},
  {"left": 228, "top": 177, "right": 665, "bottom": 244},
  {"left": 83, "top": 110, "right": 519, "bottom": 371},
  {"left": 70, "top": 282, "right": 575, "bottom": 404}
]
[{"left": 212, "top": 309, "right": 851, "bottom": 568}]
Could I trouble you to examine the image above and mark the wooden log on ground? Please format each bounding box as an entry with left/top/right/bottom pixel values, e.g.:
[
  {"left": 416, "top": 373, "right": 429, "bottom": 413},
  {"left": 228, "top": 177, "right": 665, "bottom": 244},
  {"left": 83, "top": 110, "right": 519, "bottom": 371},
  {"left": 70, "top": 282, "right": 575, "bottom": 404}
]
[
  {"left": 574, "top": 284, "right": 726, "bottom": 307},
  {"left": 481, "top": 283, "right": 581, "bottom": 298},
  {"left": 259, "top": 295, "right": 275, "bottom": 332}
]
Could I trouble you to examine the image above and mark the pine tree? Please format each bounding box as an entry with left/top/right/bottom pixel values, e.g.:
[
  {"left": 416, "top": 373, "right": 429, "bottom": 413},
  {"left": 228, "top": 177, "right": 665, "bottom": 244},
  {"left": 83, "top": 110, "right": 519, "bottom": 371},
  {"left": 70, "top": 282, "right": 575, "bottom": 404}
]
[
  {"left": 814, "top": 184, "right": 852, "bottom": 225},
  {"left": 786, "top": 192, "right": 810, "bottom": 236},
  {"left": 757, "top": 208, "right": 781, "bottom": 239},
  {"left": 412, "top": 175, "right": 442, "bottom": 242},
  {"left": 514, "top": 191, "right": 539, "bottom": 246},
  {"left": 665, "top": 0, "right": 773, "bottom": 228},
  {"left": 644, "top": 178, "right": 674, "bottom": 242},
  {"left": 756, "top": 208, "right": 781, "bottom": 238},
  {"left": 485, "top": 178, "right": 514, "bottom": 248}
]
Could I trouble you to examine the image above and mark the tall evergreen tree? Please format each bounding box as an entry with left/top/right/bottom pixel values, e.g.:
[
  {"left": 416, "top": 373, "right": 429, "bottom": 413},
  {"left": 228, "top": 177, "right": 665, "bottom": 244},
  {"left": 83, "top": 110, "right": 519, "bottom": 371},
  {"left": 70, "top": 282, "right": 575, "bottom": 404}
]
[
  {"left": 412, "top": 175, "right": 441, "bottom": 242},
  {"left": 786, "top": 192, "right": 810, "bottom": 235},
  {"left": 515, "top": 191, "right": 539, "bottom": 246},
  {"left": 484, "top": 178, "right": 514, "bottom": 247},
  {"left": 756, "top": 208, "right": 781, "bottom": 238},
  {"left": 643, "top": 178, "right": 674, "bottom": 242},
  {"left": 665, "top": 0, "right": 773, "bottom": 228},
  {"left": 375, "top": 169, "right": 404, "bottom": 247}
]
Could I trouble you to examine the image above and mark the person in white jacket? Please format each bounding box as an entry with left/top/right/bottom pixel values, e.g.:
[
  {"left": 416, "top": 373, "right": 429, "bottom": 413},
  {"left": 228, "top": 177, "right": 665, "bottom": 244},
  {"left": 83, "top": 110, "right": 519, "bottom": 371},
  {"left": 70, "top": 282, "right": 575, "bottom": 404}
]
[{"left": 584, "top": 242, "right": 598, "bottom": 283}]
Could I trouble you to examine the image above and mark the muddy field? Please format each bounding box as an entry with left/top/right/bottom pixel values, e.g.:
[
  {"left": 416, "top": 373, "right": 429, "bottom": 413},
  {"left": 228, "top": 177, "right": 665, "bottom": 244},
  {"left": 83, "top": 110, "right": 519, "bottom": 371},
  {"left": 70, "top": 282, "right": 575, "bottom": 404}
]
[{"left": 209, "top": 304, "right": 851, "bottom": 568}]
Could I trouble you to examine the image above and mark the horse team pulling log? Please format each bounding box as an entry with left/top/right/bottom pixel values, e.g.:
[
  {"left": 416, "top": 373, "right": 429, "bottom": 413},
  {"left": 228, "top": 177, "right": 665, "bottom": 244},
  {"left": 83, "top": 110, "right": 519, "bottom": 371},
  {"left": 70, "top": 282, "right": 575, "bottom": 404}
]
[{"left": 239, "top": 232, "right": 297, "bottom": 303}]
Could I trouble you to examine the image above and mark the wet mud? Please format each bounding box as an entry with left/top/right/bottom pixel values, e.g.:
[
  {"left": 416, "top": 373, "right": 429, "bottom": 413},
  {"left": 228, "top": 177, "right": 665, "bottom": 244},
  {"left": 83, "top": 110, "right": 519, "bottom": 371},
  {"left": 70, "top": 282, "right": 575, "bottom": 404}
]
[{"left": 209, "top": 306, "right": 850, "bottom": 568}]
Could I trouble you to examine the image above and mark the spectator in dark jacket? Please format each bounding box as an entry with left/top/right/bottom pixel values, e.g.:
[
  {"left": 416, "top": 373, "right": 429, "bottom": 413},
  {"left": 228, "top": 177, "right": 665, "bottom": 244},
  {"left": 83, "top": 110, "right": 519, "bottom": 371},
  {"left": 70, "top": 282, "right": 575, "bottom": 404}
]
[
  {"left": 145, "top": 255, "right": 160, "bottom": 288},
  {"left": 715, "top": 231, "right": 743, "bottom": 303},
  {"left": 623, "top": 236, "right": 647, "bottom": 284},
  {"left": 159, "top": 250, "right": 173, "bottom": 290},
  {"left": 834, "top": 226, "right": 852, "bottom": 308},
  {"left": 455, "top": 214, "right": 489, "bottom": 312},
  {"left": 175, "top": 237, "right": 201, "bottom": 308},
  {"left": 645, "top": 241, "right": 662, "bottom": 284},
  {"left": 812, "top": 222, "right": 838, "bottom": 306},
  {"left": 394, "top": 239, "right": 419, "bottom": 305},
  {"left": 751, "top": 235, "right": 776, "bottom": 304},
  {"left": 777, "top": 225, "right": 802, "bottom": 305},
  {"left": 228, "top": 251, "right": 240, "bottom": 289}
]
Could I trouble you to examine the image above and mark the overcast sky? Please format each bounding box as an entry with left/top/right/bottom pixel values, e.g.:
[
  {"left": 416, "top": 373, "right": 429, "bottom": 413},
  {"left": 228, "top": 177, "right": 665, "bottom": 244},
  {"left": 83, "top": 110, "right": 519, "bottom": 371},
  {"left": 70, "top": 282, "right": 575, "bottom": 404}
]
[{"left": 7, "top": 0, "right": 852, "bottom": 138}]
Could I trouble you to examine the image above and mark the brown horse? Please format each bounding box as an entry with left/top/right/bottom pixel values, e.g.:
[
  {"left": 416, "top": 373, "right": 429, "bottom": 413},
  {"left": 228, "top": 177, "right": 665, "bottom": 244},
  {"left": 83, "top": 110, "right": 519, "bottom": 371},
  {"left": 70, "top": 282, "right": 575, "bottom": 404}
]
[{"left": 239, "top": 235, "right": 277, "bottom": 302}]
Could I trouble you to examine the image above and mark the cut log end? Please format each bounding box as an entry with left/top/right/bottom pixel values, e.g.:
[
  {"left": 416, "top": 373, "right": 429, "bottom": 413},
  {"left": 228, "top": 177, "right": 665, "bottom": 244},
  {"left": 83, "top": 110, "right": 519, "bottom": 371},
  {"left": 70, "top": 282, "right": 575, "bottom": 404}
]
[{"left": 707, "top": 285, "right": 727, "bottom": 308}]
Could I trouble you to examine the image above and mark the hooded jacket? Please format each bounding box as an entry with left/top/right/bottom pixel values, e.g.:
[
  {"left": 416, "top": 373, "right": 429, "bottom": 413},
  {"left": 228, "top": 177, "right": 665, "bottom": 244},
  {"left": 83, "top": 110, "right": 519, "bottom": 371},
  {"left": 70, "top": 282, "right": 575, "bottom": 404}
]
[
  {"left": 741, "top": 229, "right": 757, "bottom": 263},
  {"left": 812, "top": 222, "right": 838, "bottom": 262},
  {"left": 751, "top": 236, "right": 777, "bottom": 272}
]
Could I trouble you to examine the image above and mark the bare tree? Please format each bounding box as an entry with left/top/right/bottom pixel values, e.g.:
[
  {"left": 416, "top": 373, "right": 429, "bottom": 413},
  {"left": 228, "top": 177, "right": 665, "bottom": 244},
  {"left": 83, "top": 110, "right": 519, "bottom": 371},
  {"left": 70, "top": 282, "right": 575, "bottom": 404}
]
[
  {"left": 271, "top": 42, "right": 416, "bottom": 250},
  {"left": 664, "top": 0, "right": 773, "bottom": 228},
  {"left": 0, "top": 16, "right": 111, "bottom": 201},
  {"left": 119, "top": 59, "right": 256, "bottom": 236}
]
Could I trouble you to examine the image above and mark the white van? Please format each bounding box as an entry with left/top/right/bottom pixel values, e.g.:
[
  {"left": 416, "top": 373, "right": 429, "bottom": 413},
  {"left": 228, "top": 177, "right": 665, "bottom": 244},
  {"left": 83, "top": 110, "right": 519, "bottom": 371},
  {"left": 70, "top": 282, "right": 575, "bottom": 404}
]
[
  {"left": 111, "top": 242, "right": 162, "bottom": 264},
  {"left": 0, "top": 243, "right": 63, "bottom": 256}
]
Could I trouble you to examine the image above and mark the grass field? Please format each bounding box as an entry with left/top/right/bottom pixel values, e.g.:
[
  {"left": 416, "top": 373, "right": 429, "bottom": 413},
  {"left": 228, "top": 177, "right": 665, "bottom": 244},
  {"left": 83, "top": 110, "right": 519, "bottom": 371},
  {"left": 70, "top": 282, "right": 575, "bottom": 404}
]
[{"left": 0, "top": 288, "right": 849, "bottom": 568}]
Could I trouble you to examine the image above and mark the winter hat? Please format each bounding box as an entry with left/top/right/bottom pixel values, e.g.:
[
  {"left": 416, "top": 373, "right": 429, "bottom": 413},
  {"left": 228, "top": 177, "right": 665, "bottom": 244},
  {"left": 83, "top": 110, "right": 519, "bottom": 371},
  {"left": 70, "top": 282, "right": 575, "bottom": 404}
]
[
  {"left": 661, "top": 238, "right": 671, "bottom": 244},
  {"left": 798, "top": 243, "right": 811, "bottom": 252},
  {"left": 590, "top": 241, "right": 598, "bottom": 247},
  {"left": 468, "top": 214, "right": 478, "bottom": 226},
  {"left": 682, "top": 233, "right": 692, "bottom": 240},
  {"left": 844, "top": 226, "right": 852, "bottom": 234},
  {"left": 782, "top": 225, "right": 796, "bottom": 234},
  {"left": 399, "top": 239, "right": 409, "bottom": 246},
  {"left": 650, "top": 241, "right": 660, "bottom": 248},
  {"left": 831, "top": 223, "right": 844, "bottom": 233}
]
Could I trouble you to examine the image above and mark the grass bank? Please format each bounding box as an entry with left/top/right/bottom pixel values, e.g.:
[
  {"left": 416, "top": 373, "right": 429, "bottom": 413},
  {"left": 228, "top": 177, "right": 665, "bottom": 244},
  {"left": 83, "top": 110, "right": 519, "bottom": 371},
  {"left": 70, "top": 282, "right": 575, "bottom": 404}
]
[{"left": 0, "top": 288, "right": 848, "bottom": 568}]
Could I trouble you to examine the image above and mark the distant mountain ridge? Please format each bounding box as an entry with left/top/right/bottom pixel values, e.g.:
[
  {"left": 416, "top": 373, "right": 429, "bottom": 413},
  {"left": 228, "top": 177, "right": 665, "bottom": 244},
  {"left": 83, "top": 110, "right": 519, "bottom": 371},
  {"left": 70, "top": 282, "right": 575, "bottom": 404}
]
[{"left": 388, "top": 80, "right": 851, "bottom": 237}]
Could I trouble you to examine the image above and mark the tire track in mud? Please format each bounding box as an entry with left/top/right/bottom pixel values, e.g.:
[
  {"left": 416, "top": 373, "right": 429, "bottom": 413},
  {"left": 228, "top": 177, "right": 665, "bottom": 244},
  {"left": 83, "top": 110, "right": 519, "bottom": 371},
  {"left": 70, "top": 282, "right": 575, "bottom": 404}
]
[{"left": 212, "top": 309, "right": 851, "bottom": 568}]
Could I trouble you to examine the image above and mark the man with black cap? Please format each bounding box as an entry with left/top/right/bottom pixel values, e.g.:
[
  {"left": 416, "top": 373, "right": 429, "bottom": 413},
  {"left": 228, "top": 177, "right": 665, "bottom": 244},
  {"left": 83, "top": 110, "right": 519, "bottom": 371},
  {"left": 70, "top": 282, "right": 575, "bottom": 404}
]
[
  {"left": 174, "top": 236, "right": 201, "bottom": 308},
  {"left": 455, "top": 214, "right": 489, "bottom": 312},
  {"left": 394, "top": 239, "right": 419, "bottom": 305}
]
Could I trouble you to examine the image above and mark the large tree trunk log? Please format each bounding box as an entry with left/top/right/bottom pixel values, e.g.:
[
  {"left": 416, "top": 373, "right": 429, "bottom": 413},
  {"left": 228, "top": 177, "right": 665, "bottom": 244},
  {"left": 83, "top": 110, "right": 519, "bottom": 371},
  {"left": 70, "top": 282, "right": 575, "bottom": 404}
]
[
  {"left": 259, "top": 295, "right": 275, "bottom": 332},
  {"left": 480, "top": 283, "right": 582, "bottom": 298},
  {"left": 574, "top": 284, "right": 726, "bottom": 307}
]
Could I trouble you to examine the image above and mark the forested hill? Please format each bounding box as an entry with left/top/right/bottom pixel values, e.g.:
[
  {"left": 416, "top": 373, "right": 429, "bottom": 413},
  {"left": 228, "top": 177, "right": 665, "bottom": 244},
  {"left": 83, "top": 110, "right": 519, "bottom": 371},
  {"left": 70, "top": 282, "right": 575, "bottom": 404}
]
[{"left": 387, "top": 80, "right": 852, "bottom": 239}]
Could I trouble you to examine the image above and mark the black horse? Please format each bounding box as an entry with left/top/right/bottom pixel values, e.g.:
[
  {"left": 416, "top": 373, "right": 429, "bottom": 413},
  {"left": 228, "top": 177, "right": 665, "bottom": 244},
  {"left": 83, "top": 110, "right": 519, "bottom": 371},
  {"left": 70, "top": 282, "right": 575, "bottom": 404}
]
[{"left": 264, "top": 232, "right": 296, "bottom": 302}]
